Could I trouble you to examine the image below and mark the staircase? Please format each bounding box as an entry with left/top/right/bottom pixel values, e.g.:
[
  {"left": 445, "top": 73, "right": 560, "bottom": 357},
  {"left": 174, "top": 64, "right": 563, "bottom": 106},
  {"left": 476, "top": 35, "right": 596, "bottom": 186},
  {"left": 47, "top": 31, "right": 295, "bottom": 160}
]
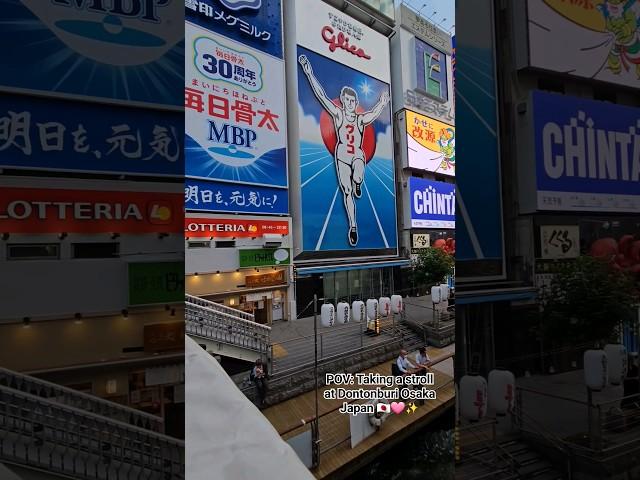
[{"left": 0, "top": 369, "right": 184, "bottom": 480}]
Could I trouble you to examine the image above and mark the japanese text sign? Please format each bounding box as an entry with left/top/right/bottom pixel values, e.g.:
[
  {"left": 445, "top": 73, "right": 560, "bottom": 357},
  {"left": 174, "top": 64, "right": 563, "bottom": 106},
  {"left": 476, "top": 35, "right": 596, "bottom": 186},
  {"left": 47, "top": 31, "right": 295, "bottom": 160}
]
[
  {"left": 185, "top": 217, "right": 289, "bottom": 237},
  {"left": 129, "top": 262, "right": 185, "bottom": 306},
  {"left": 406, "top": 110, "right": 455, "bottom": 175}
]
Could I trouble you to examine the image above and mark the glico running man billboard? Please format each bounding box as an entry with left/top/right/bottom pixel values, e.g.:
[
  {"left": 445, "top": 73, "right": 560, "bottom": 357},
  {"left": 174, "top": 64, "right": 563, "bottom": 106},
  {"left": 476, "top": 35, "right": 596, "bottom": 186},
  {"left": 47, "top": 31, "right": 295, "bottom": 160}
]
[{"left": 291, "top": 0, "right": 397, "bottom": 258}]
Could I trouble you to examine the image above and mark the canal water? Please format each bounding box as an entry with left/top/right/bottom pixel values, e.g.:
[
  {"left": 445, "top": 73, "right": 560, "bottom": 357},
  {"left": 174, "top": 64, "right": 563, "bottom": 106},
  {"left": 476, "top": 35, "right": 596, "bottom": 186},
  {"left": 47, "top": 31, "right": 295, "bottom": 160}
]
[{"left": 349, "top": 409, "right": 454, "bottom": 480}]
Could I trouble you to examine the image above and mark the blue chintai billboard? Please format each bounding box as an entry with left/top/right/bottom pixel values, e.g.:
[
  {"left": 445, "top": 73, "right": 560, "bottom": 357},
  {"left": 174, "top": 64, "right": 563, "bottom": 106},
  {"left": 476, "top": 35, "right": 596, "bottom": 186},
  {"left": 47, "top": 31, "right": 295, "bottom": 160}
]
[
  {"left": 533, "top": 90, "right": 640, "bottom": 213},
  {"left": 409, "top": 178, "right": 455, "bottom": 229}
]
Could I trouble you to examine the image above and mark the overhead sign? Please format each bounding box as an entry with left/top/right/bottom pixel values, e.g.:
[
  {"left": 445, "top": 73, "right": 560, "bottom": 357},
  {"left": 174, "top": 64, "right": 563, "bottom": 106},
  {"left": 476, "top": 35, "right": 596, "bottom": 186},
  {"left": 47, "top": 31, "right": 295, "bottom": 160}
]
[
  {"left": 540, "top": 225, "right": 580, "bottom": 259},
  {"left": 185, "top": 0, "right": 283, "bottom": 58},
  {"left": 0, "top": 0, "right": 183, "bottom": 106},
  {"left": 129, "top": 262, "right": 184, "bottom": 306},
  {"left": 293, "top": 0, "right": 397, "bottom": 255},
  {"left": 400, "top": 4, "right": 452, "bottom": 54},
  {"left": 239, "top": 248, "right": 291, "bottom": 267},
  {"left": 415, "top": 38, "right": 448, "bottom": 103},
  {"left": 245, "top": 269, "right": 286, "bottom": 288},
  {"left": 0, "top": 187, "right": 182, "bottom": 233},
  {"left": 526, "top": 0, "right": 640, "bottom": 90},
  {"left": 406, "top": 110, "right": 455, "bottom": 175},
  {"left": 185, "top": 178, "right": 288, "bottom": 214},
  {"left": 532, "top": 90, "right": 640, "bottom": 213},
  {"left": 0, "top": 94, "right": 182, "bottom": 177},
  {"left": 185, "top": 217, "right": 289, "bottom": 237},
  {"left": 143, "top": 322, "right": 185, "bottom": 352},
  {"left": 185, "top": 23, "right": 288, "bottom": 214},
  {"left": 409, "top": 177, "right": 455, "bottom": 229}
]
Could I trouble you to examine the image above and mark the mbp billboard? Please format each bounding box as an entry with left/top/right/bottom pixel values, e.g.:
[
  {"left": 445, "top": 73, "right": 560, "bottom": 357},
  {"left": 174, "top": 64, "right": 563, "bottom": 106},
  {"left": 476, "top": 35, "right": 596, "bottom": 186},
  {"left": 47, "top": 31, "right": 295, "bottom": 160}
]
[
  {"left": 522, "top": 0, "right": 640, "bottom": 90},
  {"left": 405, "top": 110, "right": 455, "bottom": 175},
  {"left": 531, "top": 90, "right": 640, "bottom": 213},
  {"left": 289, "top": 0, "right": 397, "bottom": 259},
  {"left": 0, "top": 0, "right": 183, "bottom": 107},
  {"left": 185, "top": 21, "right": 288, "bottom": 215},
  {"left": 409, "top": 177, "right": 455, "bottom": 229}
]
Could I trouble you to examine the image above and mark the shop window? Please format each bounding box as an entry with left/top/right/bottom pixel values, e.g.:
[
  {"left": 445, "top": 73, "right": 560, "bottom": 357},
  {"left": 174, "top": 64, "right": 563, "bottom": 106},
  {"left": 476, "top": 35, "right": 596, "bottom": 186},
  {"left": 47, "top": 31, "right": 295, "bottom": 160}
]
[
  {"left": 7, "top": 243, "right": 60, "bottom": 260},
  {"left": 72, "top": 242, "right": 119, "bottom": 259},
  {"left": 188, "top": 241, "right": 211, "bottom": 248},
  {"left": 215, "top": 240, "right": 235, "bottom": 248}
]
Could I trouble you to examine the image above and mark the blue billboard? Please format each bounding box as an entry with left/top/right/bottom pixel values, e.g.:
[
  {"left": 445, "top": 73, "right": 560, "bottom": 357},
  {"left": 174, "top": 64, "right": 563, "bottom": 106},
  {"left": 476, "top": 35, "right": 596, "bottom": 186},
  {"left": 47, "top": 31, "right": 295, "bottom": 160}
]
[
  {"left": 296, "top": 46, "right": 397, "bottom": 253},
  {"left": 533, "top": 90, "right": 640, "bottom": 213},
  {"left": 415, "top": 38, "right": 448, "bottom": 103},
  {"left": 185, "top": 0, "right": 283, "bottom": 58},
  {"left": 409, "top": 178, "right": 455, "bottom": 229},
  {"left": 185, "top": 178, "right": 288, "bottom": 214},
  {"left": 0, "top": 93, "right": 182, "bottom": 176},
  {"left": 0, "top": 0, "right": 183, "bottom": 107}
]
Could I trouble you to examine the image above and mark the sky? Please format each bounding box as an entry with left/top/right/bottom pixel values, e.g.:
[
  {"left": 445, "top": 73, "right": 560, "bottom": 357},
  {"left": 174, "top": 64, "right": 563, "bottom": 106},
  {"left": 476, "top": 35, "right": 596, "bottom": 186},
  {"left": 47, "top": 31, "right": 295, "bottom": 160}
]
[{"left": 395, "top": 0, "right": 455, "bottom": 35}]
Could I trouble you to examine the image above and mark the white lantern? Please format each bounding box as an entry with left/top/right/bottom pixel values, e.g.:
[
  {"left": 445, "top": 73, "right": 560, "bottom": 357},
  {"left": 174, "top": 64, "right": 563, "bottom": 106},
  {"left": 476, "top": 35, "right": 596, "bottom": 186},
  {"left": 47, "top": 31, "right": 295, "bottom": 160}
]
[
  {"left": 431, "top": 286, "right": 441, "bottom": 304},
  {"left": 391, "top": 295, "right": 403, "bottom": 314},
  {"left": 488, "top": 369, "right": 516, "bottom": 416},
  {"left": 320, "top": 303, "right": 335, "bottom": 328},
  {"left": 440, "top": 284, "right": 449, "bottom": 301},
  {"left": 352, "top": 301, "right": 365, "bottom": 322},
  {"left": 336, "top": 302, "right": 350, "bottom": 324},
  {"left": 584, "top": 350, "right": 608, "bottom": 391},
  {"left": 378, "top": 297, "right": 391, "bottom": 317},
  {"left": 604, "top": 344, "right": 627, "bottom": 386},
  {"left": 459, "top": 375, "right": 487, "bottom": 421},
  {"left": 366, "top": 299, "right": 378, "bottom": 321}
]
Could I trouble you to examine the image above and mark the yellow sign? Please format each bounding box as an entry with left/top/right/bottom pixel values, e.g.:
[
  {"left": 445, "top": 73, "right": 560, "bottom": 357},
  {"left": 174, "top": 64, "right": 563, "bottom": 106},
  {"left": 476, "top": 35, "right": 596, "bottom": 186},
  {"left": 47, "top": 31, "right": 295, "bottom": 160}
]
[
  {"left": 405, "top": 110, "right": 455, "bottom": 175},
  {"left": 543, "top": 0, "right": 606, "bottom": 32}
]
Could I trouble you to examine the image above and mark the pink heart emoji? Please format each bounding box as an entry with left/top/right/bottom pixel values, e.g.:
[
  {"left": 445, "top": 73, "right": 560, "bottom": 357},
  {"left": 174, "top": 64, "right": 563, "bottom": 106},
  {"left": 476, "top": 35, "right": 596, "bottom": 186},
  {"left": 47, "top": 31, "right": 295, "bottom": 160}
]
[{"left": 390, "top": 402, "right": 405, "bottom": 415}]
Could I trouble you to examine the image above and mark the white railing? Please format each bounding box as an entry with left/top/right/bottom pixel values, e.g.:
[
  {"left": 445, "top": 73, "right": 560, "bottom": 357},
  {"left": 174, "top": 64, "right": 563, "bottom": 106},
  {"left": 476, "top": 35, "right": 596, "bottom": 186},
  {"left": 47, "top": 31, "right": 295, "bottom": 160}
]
[
  {"left": 186, "top": 294, "right": 255, "bottom": 322},
  {"left": 0, "top": 368, "right": 164, "bottom": 433},
  {"left": 0, "top": 385, "right": 184, "bottom": 480},
  {"left": 185, "top": 300, "right": 270, "bottom": 354}
]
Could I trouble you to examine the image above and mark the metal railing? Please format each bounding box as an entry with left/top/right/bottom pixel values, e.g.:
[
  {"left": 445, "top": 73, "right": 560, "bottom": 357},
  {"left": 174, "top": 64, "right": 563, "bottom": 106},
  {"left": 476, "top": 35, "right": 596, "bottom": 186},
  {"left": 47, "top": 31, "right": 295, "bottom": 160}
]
[
  {"left": 185, "top": 300, "right": 271, "bottom": 354},
  {"left": 0, "top": 385, "right": 184, "bottom": 480},
  {"left": 186, "top": 294, "right": 254, "bottom": 322},
  {"left": 0, "top": 368, "right": 164, "bottom": 434}
]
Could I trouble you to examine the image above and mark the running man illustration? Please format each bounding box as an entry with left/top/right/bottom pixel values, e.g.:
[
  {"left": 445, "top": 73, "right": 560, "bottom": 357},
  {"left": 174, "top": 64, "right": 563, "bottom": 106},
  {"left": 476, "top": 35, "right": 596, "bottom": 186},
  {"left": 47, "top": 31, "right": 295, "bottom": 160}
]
[{"left": 299, "top": 54, "right": 390, "bottom": 247}]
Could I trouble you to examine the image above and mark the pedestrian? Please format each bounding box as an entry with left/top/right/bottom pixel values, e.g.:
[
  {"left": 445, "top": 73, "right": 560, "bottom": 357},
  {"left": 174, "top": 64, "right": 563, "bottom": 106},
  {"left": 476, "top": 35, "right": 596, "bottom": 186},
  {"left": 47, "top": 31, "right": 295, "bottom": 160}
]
[{"left": 251, "top": 359, "right": 268, "bottom": 407}]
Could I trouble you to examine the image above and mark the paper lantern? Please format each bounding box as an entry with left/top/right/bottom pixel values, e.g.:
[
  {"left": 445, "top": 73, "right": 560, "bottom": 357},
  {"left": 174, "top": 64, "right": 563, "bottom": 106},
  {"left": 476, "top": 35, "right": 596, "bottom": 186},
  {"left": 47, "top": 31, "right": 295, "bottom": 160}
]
[
  {"left": 604, "top": 344, "right": 627, "bottom": 386},
  {"left": 584, "top": 350, "right": 608, "bottom": 391},
  {"left": 352, "top": 301, "right": 365, "bottom": 322},
  {"left": 366, "top": 299, "right": 378, "bottom": 321},
  {"left": 431, "top": 286, "right": 441, "bottom": 304},
  {"left": 391, "top": 295, "right": 403, "bottom": 314},
  {"left": 378, "top": 297, "right": 391, "bottom": 317},
  {"left": 488, "top": 369, "right": 515, "bottom": 415},
  {"left": 440, "top": 284, "right": 449, "bottom": 301},
  {"left": 336, "top": 302, "right": 350, "bottom": 324},
  {"left": 459, "top": 375, "right": 487, "bottom": 421},
  {"left": 320, "top": 303, "right": 335, "bottom": 328}
]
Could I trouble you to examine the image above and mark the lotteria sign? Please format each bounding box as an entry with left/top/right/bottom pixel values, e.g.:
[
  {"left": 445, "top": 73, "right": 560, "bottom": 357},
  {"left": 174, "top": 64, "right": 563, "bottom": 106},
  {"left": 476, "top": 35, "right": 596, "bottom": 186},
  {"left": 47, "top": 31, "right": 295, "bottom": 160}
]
[
  {"left": 185, "top": 217, "right": 289, "bottom": 237},
  {"left": 0, "top": 0, "right": 183, "bottom": 106},
  {"left": 0, "top": 188, "right": 182, "bottom": 233},
  {"left": 409, "top": 177, "right": 455, "bottom": 229},
  {"left": 533, "top": 90, "right": 640, "bottom": 212}
]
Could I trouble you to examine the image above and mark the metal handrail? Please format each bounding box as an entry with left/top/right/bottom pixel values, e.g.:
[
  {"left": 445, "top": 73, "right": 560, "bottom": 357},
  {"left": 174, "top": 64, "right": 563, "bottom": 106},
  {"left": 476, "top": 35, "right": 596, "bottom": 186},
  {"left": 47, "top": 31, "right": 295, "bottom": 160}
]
[
  {"left": 0, "top": 367, "right": 164, "bottom": 433},
  {"left": 0, "top": 385, "right": 184, "bottom": 480},
  {"left": 186, "top": 294, "right": 255, "bottom": 322}
]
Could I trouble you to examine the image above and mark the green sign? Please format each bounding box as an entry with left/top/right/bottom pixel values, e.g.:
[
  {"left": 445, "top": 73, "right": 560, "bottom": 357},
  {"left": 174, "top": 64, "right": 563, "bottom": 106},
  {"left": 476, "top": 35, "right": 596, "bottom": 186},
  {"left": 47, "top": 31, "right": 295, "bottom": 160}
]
[
  {"left": 128, "top": 262, "right": 184, "bottom": 306},
  {"left": 239, "top": 248, "right": 290, "bottom": 268}
]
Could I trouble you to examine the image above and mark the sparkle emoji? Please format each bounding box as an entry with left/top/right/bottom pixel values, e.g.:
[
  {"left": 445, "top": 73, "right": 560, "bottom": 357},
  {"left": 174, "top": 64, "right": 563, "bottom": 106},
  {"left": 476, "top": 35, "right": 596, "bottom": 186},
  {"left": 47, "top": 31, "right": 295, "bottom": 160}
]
[{"left": 405, "top": 402, "right": 418, "bottom": 415}]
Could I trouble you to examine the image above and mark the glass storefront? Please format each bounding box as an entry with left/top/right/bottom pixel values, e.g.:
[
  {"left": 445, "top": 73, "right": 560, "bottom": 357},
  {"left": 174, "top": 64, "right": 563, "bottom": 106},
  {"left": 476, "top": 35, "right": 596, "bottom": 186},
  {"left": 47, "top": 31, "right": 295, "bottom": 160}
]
[{"left": 323, "top": 267, "right": 395, "bottom": 305}]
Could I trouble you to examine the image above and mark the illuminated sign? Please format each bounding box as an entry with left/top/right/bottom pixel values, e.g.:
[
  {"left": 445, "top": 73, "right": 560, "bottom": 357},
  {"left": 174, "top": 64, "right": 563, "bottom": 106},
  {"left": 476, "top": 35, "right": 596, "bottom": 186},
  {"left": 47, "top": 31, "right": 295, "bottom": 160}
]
[
  {"left": 406, "top": 110, "right": 455, "bottom": 175},
  {"left": 185, "top": 217, "right": 289, "bottom": 237}
]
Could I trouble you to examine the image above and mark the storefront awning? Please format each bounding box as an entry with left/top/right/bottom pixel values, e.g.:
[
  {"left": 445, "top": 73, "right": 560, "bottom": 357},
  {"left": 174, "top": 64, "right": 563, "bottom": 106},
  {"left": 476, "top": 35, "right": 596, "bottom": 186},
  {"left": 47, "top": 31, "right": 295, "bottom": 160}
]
[{"left": 296, "top": 259, "right": 411, "bottom": 275}]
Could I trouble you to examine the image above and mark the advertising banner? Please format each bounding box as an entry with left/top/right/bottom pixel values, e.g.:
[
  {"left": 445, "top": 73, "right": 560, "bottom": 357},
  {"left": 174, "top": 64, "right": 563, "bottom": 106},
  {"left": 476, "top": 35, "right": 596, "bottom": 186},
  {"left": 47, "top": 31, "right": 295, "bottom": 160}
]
[
  {"left": 185, "top": 23, "right": 288, "bottom": 214},
  {"left": 540, "top": 225, "right": 580, "bottom": 259},
  {"left": 0, "top": 0, "right": 183, "bottom": 106},
  {"left": 526, "top": 0, "right": 640, "bottom": 90},
  {"left": 0, "top": 94, "right": 182, "bottom": 177},
  {"left": 412, "top": 233, "right": 430, "bottom": 249},
  {"left": 185, "top": 0, "right": 283, "bottom": 59},
  {"left": 400, "top": 4, "right": 452, "bottom": 54},
  {"left": 409, "top": 177, "right": 455, "bottom": 229},
  {"left": 185, "top": 217, "right": 289, "bottom": 237},
  {"left": 185, "top": 178, "right": 287, "bottom": 214},
  {"left": 129, "top": 262, "right": 184, "bottom": 306},
  {"left": 406, "top": 110, "right": 455, "bottom": 175},
  {"left": 533, "top": 90, "right": 640, "bottom": 213},
  {"left": 0, "top": 187, "right": 182, "bottom": 233},
  {"left": 294, "top": 0, "right": 396, "bottom": 255},
  {"left": 245, "top": 269, "right": 285, "bottom": 288},
  {"left": 239, "top": 248, "right": 291, "bottom": 267},
  {"left": 415, "top": 38, "right": 448, "bottom": 103}
]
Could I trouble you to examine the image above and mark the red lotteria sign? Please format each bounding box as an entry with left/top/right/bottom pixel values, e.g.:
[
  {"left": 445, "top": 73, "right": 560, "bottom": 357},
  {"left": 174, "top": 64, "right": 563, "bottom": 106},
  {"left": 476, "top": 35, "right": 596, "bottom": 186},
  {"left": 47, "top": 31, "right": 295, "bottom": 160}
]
[
  {"left": 0, "top": 187, "right": 182, "bottom": 233},
  {"left": 185, "top": 218, "right": 289, "bottom": 237}
]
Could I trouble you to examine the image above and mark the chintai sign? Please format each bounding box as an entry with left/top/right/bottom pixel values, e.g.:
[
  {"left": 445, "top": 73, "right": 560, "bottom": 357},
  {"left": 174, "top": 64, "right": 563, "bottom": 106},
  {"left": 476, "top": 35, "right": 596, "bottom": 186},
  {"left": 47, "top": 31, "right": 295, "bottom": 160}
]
[{"left": 409, "top": 177, "right": 455, "bottom": 229}]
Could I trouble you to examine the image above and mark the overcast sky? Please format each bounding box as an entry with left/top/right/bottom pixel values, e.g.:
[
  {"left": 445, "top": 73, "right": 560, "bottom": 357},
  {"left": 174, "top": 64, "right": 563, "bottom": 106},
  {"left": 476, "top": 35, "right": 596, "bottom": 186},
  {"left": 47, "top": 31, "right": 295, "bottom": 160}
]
[{"left": 395, "top": 0, "right": 455, "bottom": 34}]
